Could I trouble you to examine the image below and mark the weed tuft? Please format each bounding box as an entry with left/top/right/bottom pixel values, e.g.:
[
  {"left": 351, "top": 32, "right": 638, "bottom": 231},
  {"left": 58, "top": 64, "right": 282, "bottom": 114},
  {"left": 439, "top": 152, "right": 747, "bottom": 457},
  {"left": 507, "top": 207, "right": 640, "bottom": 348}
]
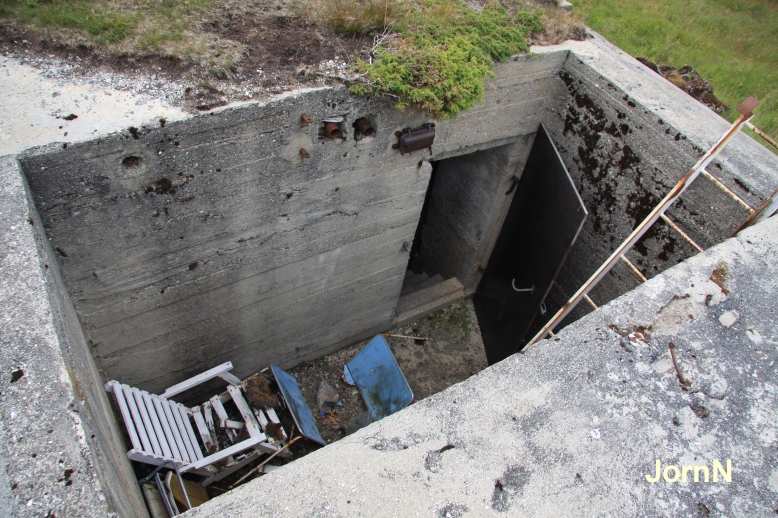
[{"left": 339, "top": 2, "right": 543, "bottom": 117}]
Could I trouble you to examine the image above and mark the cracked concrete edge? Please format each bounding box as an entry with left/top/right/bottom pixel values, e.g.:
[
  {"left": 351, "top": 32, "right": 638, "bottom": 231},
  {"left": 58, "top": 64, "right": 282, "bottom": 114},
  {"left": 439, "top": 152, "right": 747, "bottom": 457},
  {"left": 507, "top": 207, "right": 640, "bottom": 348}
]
[
  {"left": 0, "top": 155, "right": 146, "bottom": 517},
  {"left": 187, "top": 209, "right": 778, "bottom": 518}
]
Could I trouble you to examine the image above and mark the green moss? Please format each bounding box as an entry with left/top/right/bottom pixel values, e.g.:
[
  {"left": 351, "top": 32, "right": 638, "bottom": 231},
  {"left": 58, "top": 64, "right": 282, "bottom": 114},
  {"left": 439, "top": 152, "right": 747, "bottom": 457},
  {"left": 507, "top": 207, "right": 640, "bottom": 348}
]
[
  {"left": 344, "top": 3, "right": 542, "bottom": 117},
  {"left": 426, "top": 300, "right": 474, "bottom": 336}
]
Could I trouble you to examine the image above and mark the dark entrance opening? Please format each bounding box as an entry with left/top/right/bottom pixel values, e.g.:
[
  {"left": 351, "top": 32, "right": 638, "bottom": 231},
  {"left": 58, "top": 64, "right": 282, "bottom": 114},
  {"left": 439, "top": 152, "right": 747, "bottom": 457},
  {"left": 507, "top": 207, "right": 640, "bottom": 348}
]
[
  {"left": 473, "top": 125, "right": 588, "bottom": 364},
  {"left": 401, "top": 161, "right": 443, "bottom": 297}
]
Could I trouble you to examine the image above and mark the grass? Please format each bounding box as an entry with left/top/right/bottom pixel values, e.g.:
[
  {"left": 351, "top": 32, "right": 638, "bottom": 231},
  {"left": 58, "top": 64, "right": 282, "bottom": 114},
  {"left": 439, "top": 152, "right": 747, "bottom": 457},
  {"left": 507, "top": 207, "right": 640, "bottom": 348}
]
[
  {"left": 573, "top": 0, "right": 778, "bottom": 148},
  {"left": 0, "top": 0, "right": 243, "bottom": 73},
  {"left": 311, "top": 0, "right": 543, "bottom": 117},
  {"left": 427, "top": 301, "right": 473, "bottom": 336},
  {"left": 0, "top": 0, "right": 136, "bottom": 44}
]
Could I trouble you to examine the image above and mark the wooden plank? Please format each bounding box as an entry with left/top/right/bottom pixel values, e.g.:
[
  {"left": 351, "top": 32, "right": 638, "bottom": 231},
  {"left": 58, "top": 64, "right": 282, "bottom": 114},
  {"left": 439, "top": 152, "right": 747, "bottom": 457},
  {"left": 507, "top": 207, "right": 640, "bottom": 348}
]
[
  {"left": 220, "top": 420, "right": 244, "bottom": 430},
  {"left": 153, "top": 397, "right": 182, "bottom": 461},
  {"left": 160, "top": 398, "right": 193, "bottom": 462},
  {"left": 141, "top": 392, "right": 173, "bottom": 459},
  {"left": 131, "top": 389, "right": 163, "bottom": 456},
  {"left": 226, "top": 385, "right": 262, "bottom": 438},
  {"left": 106, "top": 381, "right": 142, "bottom": 451},
  {"left": 210, "top": 395, "right": 236, "bottom": 442},
  {"left": 219, "top": 372, "right": 242, "bottom": 386},
  {"left": 175, "top": 403, "right": 204, "bottom": 460},
  {"left": 255, "top": 409, "right": 268, "bottom": 429},
  {"left": 203, "top": 402, "right": 219, "bottom": 450},
  {"left": 161, "top": 362, "right": 235, "bottom": 399},
  {"left": 182, "top": 435, "right": 266, "bottom": 472},
  {"left": 127, "top": 449, "right": 182, "bottom": 468},
  {"left": 190, "top": 407, "right": 216, "bottom": 454},
  {"left": 128, "top": 450, "right": 213, "bottom": 477},
  {"left": 120, "top": 384, "right": 154, "bottom": 454},
  {"left": 266, "top": 408, "right": 281, "bottom": 424}
]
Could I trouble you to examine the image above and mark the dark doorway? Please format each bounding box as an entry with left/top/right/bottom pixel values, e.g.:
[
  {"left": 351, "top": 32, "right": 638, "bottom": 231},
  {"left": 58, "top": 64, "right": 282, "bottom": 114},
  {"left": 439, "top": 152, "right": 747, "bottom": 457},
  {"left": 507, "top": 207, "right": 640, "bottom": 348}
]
[{"left": 473, "top": 124, "right": 587, "bottom": 364}]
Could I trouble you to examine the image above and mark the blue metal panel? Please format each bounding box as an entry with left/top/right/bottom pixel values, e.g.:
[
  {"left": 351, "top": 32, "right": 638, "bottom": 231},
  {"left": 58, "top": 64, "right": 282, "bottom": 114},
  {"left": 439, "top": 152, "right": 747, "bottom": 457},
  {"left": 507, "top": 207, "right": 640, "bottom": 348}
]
[
  {"left": 270, "top": 365, "right": 326, "bottom": 446},
  {"left": 344, "top": 335, "right": 414, "bottom": 421}
]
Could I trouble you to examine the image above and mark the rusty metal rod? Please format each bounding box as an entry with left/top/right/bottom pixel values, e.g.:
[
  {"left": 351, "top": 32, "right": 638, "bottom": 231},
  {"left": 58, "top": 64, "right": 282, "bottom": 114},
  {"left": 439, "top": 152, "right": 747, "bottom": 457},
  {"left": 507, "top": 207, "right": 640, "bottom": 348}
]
[
  {"left": 526, "top": 109, "right": 753, "bottom": 348},
  {"left": 746, "top": 122, "right": 778, "bottom": 151},
  {"left": 731, "top": 188, "right": 778, "bottom": 236},
  {"left": 229, "top": 436, "right": 303, "bottom": 489},
  {"left": 620, "top": 255, "right": 647, "bottom": 282},
  {"left": 701, "top": 169, "right": 754, "bottom": 213},
  {"left": 583, "top": 294, "right": 598, "bottom": 310},
  {"left": 659, "top": 214, "right": 704, "bottom": 253},
  {"left": 668, "top": 342, "right": 691, "bottom": 388}
]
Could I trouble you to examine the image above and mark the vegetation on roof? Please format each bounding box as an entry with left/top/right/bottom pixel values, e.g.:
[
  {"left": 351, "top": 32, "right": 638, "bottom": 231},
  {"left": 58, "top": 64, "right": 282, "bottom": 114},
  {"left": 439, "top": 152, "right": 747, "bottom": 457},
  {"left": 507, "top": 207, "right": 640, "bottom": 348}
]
[
  {"left": 316, "top": 0, "right": 543, "bottom": 117},
  {"left": 573, "top": 0, "right": 778, "bottom": 150}
]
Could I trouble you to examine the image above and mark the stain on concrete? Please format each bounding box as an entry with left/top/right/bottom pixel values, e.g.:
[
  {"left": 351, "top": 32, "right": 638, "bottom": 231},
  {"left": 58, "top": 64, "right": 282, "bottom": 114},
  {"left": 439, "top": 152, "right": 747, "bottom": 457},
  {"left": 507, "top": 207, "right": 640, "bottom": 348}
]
[{"left": 491, "top": 465, "right": 530, "bottom": 512}]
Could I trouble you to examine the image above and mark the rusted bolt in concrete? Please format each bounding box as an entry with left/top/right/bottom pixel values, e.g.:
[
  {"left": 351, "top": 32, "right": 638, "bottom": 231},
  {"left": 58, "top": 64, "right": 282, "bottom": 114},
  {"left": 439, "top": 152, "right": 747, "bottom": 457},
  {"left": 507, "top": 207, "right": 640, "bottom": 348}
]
[
  {"left": 324, "top": 122, "right": 340, "bottom": 139},
  {"left": 301, "top": 113, "right": 313, "bottom": 125},
  {"left": 300, "top": 148, "right": 311, "bottom": 159},
  {"left": 354, "top": 117, "right": 374, "bottom": 137}
]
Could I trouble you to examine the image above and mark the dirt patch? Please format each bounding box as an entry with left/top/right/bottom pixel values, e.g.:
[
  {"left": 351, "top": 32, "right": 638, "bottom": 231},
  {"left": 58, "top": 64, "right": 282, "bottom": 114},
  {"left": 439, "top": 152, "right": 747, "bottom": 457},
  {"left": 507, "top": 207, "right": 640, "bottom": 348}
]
[
  {"left": 286, "top": 299, "right": 487, "bottom": 446},
  {"left": 203, "top": 299, "right": 487, "bottom": 494},
  {"left": 0, "top": 1, "right": 581, "bottom": 112}
]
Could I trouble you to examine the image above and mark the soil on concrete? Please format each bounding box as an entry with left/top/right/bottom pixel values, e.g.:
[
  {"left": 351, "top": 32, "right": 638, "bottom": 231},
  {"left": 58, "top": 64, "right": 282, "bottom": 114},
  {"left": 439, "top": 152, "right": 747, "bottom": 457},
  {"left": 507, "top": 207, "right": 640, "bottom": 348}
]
[
  {"left": 285, "top": 299, "right": 487, "bottom": 447},
  {"left": 0, "top": 1, "right": 583, "bottom": 113}
]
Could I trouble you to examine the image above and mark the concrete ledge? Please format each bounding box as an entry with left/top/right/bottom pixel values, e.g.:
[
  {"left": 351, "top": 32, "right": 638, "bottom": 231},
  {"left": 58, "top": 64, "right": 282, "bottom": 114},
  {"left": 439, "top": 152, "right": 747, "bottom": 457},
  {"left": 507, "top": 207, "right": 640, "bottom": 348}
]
[
  {"left": 188, "top": 210, "right": 778, "bottom": 518},
  {"left": 0, "top": 156, "right": 145, "bottom": 517},
  {"left": 395, "top": 277, "right": 465, "bottom": 329}
]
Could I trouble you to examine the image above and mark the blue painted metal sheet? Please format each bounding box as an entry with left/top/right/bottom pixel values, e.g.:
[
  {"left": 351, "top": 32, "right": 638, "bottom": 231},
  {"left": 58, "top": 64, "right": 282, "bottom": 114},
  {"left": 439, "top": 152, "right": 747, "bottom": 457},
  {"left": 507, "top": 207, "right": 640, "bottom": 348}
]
[
  {"left": 270, "top": 365, "right": 326, "bottom": 446},
  {"left": 344, "top": 335, "right": 414, "bottom": 421}
]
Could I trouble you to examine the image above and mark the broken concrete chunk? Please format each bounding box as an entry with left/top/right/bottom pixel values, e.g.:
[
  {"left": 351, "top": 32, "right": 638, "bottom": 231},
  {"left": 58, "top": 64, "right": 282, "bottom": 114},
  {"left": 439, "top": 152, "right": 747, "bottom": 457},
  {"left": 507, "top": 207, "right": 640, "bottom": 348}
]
[
  {"left": 316, "top": 380, "right": 340, "bottom": 411},
  {"left": 718, "top": 310, "right": 740, "bottom": 328}
]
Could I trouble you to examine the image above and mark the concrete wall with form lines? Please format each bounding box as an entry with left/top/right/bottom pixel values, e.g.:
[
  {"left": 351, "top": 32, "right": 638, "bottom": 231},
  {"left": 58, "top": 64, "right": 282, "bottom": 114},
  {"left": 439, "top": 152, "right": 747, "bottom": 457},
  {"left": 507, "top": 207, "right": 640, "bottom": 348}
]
[{"left": 18, "top": 54, "right": 566, "bottom": 399}]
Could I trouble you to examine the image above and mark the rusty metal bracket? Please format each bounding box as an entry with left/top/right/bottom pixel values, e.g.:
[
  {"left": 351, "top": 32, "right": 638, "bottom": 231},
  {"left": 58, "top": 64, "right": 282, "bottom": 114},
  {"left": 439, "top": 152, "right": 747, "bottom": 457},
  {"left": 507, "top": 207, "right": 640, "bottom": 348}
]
[{"left": 393, "top": 123, "right": 435, "bottom": 154}]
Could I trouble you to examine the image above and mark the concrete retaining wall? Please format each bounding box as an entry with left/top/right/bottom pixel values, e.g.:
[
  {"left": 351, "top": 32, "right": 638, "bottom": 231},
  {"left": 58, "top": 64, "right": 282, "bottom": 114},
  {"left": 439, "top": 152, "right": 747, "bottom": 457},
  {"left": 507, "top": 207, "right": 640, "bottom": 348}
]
[{"left": 19, "top": 54, "right": 567, "bottom": 397}]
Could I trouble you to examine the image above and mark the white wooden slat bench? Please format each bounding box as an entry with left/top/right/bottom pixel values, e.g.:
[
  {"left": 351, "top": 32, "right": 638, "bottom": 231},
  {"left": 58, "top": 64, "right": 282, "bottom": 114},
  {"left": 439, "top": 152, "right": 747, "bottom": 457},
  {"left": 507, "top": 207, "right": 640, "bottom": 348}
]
[{"left": 106, "top": 361, "right": 288, "bottom": 487}]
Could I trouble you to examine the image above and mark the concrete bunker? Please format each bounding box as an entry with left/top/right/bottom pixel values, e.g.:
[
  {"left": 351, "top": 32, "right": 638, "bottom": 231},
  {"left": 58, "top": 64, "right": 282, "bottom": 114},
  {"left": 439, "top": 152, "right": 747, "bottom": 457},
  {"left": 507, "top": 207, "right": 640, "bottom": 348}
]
[{"left": 13, "top": 44, "right": 775, "bottom": 514}]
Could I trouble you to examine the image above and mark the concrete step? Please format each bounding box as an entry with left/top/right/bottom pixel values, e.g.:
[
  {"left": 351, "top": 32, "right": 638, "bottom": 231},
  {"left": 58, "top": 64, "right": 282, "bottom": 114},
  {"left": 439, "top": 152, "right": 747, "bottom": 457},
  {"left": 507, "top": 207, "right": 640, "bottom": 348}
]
[
  {"left": 394, "top": 277, "right": 465, "bottom": 328},
  {"left": 400, "top": 271, "right": 444, "bottom": 297}
]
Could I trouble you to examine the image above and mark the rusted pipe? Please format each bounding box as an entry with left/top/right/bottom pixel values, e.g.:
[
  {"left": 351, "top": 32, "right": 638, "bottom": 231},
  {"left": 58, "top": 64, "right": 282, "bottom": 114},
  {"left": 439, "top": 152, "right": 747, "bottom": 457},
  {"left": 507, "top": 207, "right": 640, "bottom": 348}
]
[
  {"left": 300, "top": 113, "right": 313, "bottom": 125},
  {"left": 659, "top": 214, "right": 704, "bottom": 253},
  {"left": 731, "top": 188, "right": 778, "bottom": 236},
  {"left": 746, "top": 122, "right": 778, "bottom": 151},
  {"left": 620, "top": 255, "right": 647, "bottom": 282},
  {"left": 299, "top": 148, "right": 311, "bottom": 159},
  {"left": 701, "top": 169, "right": 754, "bottom": 213},
  {"left": 354, "top": 117, "right": 375, "bottom": 137},
  {"left": 525, "top": 99, "right": 756, "bottom": 348},
  {"left": 324, "top": 122, "right": 340, "bottom": 139},
  {"left": 668, "top": 342, "right": 692, "bottom": 389}
]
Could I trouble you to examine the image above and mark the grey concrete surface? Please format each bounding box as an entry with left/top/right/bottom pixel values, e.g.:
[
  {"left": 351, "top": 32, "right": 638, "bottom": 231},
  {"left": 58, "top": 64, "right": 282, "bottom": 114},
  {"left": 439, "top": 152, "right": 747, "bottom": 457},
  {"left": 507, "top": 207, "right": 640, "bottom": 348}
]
[
  {"left": 0, "top": 59, "right": 186, "bottom": 157},
  {"left": 0, "top": 30, "right": 777, "bottom": 518},
  {"left": 188, "top": 210, "right": 778, "bottom": 518}
]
